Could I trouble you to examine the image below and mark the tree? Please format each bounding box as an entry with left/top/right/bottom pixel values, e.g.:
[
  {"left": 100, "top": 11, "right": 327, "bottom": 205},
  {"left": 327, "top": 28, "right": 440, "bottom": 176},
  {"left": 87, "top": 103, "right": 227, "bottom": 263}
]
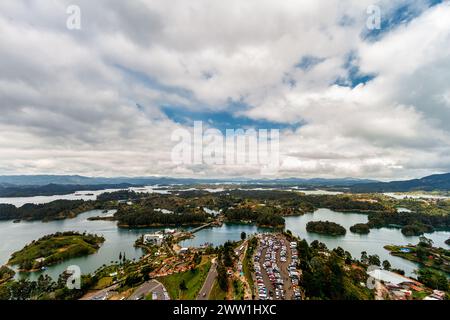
[
  {"left": 240, "top": 232, "right": 247, "bottom": 241},
  {"left": 417, "top": 268, "right": 449, "bottom": 291},
  {"left": 179, "top": 279, "right": 187, "bottom": 291},
  {"left": 382, "top": 260, "right": 391, "bottom": 270},
  {"left": 360, "top": 251, "right": 368, "bottom": 264},
  {"left": 418, "top": 236, "right": 433, "bottom": 248},
  {"left": 368, "top": 255, "right": 381, "bottom": 267}
]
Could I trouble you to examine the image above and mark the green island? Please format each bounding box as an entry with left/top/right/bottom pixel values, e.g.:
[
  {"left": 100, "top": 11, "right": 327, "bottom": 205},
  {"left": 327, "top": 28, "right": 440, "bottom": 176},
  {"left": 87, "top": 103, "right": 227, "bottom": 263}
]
[
  {"left": 8, "top": 232, "right": 105, "bottom": 271},
  {"left": 384, "top": 237, "right": 450, "bottom": 274},
  {"left": 306, "top": 221, "right": 347, "bottom": 236},
  {"left": 350, "top": 223, "right": 370, "bottom": 234}
]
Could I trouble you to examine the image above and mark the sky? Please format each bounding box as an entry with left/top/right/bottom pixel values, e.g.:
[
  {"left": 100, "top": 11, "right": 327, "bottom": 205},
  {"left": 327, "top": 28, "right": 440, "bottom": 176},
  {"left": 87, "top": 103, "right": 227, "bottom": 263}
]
[{"left": 0, "top": 0, "right": 449, "bottom": 180}]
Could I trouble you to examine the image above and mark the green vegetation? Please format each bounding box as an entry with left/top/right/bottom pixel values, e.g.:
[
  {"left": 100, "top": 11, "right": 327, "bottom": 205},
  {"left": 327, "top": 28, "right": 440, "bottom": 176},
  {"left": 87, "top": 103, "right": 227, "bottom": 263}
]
[
  {"left": 8, "top": 232, "right": 105, "bottom": 271},
  {"left": 384, "top": 237, "right": 450, "bottom": 274},
  {"left": 209, "top": 279, "right": 227, "bottom": 300},
  {"left": 159, "top": 258, "right": 211, "bottom": 300},
  {"left": 0, "top": 266, "right": 15, "bottom": 283},
  {"left": 232, "top": 278, "right": 245, "bottom": 300},
  {"left": 306, "top": 221, "right": 346, "bottom": 236},
  {"left": 401, "top": 223, "right": 434, "bottom": 236},
  {"left": 367, "top": 199, "right": 450, "bottom": 235},
  {"left": 349, "top": 223, "right": 370, "bottom": 234},
  {"left": 0, "top": 273, "right": 96, "bottom": 300},
  {"left": 417, "top": 268, "right": 449, "bottom": 291},
  {"left": 0, "top": 200, "right": 96, "bottom": 221},
  {"left": 243, "top": 237, "right": 257, "bottom": 298},
  {"left": 298, "top": 240, "right": 373, "bottom": 300},
  {"left": 113, "top": 193, "right": 212, "bottom": 227}
]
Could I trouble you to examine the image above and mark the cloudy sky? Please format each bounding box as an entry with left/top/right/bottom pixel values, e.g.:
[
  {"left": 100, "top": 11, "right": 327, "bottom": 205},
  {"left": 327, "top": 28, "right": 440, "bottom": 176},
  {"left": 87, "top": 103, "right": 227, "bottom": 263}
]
[{"left": 0, "top": 0, "right": 449, "bottom": 180}]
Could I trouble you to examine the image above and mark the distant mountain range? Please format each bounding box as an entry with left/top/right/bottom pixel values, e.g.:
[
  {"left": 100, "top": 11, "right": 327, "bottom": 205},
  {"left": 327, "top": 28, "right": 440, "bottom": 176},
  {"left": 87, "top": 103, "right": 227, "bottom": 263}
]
[
  {"left": 350, "top": 172, "right": 450, "bottom": 192},
  {"left": 0, "top": 175, "right": 377, "bottom": 187},
  {"left": 0, "top": 173, "right": 449, "bottom": 194}
]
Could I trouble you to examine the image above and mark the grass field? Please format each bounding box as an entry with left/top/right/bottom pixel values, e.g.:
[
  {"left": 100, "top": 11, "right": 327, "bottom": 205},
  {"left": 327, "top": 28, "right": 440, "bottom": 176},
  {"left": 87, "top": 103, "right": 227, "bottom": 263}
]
[
  {"left": 159, "top": 257, "right": 211, "bottom": 300},
  {"left": 209, "top": 279, "right": 227, "bottom": 300}
]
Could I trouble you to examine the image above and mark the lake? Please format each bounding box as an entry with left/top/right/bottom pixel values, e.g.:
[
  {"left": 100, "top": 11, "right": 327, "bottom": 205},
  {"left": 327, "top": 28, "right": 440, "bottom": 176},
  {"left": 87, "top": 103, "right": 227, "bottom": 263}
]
[
  {"left": 0, "top": 205, "right": 448, "bottom": 280},
  {"left": 0, "top": 185, "right": 170, "bottom": 207}
]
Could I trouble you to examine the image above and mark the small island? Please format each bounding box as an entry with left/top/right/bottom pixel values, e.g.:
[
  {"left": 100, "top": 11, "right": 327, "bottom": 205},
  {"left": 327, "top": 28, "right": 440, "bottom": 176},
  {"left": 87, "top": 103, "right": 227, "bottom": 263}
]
[
  {"left": 400, "top": 223, "right": 434, "bottom": 236},
  {"left": 306, "top": 221, "right": 346, "bottom": 236},
  {"left": 349, "top": 223, "right": 370, "bottom": 234},
  {"left": 8, "top": 232, "right": 105, "bottom": 272}
]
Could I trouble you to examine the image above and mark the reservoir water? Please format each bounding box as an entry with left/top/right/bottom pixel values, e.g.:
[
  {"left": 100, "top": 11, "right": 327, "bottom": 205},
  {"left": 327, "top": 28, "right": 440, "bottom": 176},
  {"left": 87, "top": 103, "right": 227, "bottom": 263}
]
[{"left": 0, "top": 203, "right": 448, "bottom": 280}]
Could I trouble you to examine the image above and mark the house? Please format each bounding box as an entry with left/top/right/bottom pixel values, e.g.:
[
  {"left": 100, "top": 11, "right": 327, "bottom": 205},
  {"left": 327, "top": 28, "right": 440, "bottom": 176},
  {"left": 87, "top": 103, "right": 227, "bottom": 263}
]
[
  {"left": 179, "top": 247, "right": 189, "bottom": 254},
  {"left": 143, "top": 233, "right": 164, "bottom": 246},
  {"left": 164, "top": 228, "right": 176, "bottom": 235}
]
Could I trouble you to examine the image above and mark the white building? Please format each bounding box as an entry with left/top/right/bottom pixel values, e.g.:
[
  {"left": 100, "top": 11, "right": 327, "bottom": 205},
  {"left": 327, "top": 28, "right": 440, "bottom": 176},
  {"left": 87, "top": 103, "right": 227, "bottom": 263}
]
[{"left": 143, "top": 233, "right": 164, "bottom": 246}]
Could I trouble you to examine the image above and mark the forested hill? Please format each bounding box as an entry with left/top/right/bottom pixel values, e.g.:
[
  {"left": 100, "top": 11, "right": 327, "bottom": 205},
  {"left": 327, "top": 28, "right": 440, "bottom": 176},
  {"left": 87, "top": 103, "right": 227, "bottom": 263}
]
[
  {"left": 0, "top": 183, "right": 135, "bottom": 197},
  {"left": 350, "top": 173, "right": 450, "bottom": 192}
]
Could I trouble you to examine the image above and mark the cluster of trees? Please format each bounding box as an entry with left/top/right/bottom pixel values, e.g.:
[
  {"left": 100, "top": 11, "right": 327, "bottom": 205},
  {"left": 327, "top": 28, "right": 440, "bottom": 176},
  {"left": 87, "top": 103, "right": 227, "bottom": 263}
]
[
  {"left": 306, "top": 221, "right": 347, "bottom": 236},
  {"left": 96, "top": 190, "right": 148, "bottom": 202},
  {"left": 300, "top": 195, "right": 392, "bottom": 213},
  {"left": 0, "top": 200, "right": 95, "bottom": 221},
  {"left": 224, "top": 206, "right": 285, "bottom": 227},
  {"left": 349, "top": 223, "right": 370, "bottom": 234},
  {"left": 367, "top": 211, "right": 449, "bottom": 236},
  {"left": 115, "top": 206, "right": 210, "bottom": 227},
  {"left": 0, "top": 272, "right": 95, "bottom": 300},
  {"left": 215, "top": 241, "right": 237, "bottom": 292},
  {"left": 297, "top": 240, "right": 373, "bottom": 300},
  {"left": 417, "top": 268, "right": 449, "bottom": 291}
]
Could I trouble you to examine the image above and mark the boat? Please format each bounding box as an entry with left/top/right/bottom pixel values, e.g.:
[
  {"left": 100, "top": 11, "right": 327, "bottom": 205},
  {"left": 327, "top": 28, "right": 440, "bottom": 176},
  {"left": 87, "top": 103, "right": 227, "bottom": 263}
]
[{"left": 13, "top": 219, "right": 21, "bottom": 223}]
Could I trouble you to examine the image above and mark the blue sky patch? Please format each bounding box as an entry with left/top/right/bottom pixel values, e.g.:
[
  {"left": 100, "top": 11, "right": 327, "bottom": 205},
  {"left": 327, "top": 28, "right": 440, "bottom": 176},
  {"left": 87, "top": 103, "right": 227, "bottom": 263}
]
[
  {"left": 334, "top": 51, "right": 376, "bottom": 88},
  {"left": 295, "top": 56, "right": 326, "bottom": 71},
  {"left": 362, "top": 0, "right": 443, "bottom": 42},
  {"left": 160, "top": 104, "right": 301, "bottom": 133}
]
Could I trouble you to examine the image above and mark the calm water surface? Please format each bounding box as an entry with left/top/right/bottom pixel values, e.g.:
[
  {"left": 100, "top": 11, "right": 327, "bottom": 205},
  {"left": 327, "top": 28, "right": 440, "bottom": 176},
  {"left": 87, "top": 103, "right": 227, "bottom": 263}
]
[{"left": 0, "top": 201, "right": 448, "bottom": 279}]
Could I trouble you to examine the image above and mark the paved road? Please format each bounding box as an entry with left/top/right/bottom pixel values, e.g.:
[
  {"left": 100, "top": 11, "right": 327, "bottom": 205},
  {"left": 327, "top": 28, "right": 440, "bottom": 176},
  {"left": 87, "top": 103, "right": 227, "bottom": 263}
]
[
  {"left": 197, "top": 259, "right": 217, "bottom": 300},
  {"left": 80, "top": 284, "right": 119, "bottom": 300},
  {"left": 128, "top": 280, "right": 168, "bottom": 300}
]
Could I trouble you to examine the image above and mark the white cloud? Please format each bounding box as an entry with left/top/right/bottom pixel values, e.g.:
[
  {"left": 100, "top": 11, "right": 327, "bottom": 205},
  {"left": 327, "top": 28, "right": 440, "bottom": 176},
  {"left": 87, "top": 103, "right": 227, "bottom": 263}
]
[{"left": 0, "top": 0, "right": 449, "bottom": 179}]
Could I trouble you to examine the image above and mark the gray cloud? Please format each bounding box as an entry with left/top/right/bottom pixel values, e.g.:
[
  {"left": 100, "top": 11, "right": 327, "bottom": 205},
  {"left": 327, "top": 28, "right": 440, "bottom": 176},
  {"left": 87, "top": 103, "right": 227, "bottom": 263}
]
[{"left": 0, "top": 0, "right": 449, "bottom": 179}]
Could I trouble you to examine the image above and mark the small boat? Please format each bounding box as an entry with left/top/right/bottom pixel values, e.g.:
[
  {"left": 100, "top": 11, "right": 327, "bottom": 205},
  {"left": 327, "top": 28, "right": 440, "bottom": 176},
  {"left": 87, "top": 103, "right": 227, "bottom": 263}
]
[{"left": 13, "top": 219, "right": 21, "bottom": 223}]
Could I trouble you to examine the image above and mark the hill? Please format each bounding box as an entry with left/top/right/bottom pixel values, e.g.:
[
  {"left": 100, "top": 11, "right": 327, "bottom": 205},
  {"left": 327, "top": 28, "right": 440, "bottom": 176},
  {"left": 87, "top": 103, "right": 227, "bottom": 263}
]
[{"left": 351, "top": 173, "right": 450, "bottom": 192}]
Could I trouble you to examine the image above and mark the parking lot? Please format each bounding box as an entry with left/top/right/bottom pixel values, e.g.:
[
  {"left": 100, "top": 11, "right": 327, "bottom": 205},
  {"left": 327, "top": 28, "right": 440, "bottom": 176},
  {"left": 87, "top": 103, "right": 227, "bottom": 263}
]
[{"left": 253, "top": 234, "right": 301, "bottom": 300}]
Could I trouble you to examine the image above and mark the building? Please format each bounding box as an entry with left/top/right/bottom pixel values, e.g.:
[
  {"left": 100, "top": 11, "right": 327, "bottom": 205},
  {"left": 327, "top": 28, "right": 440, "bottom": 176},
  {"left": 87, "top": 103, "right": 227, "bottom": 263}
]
[
  {"left": 164, "top": 228, "right": 176, "bottom": 235},
  {"left": 179, "top": 247, "right": 189, "bottom": 255},
  {"left": 143, "top": 233, "right": 164, "bottom": 246}
]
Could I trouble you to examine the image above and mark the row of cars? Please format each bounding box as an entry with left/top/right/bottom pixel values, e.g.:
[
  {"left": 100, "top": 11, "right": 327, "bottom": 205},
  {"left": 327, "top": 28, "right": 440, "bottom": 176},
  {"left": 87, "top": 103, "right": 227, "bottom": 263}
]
[
  {"left": 289, "top": 241, "right": 301, "bottom": 300},
  {"left": 254, "top": 235, "right": 286, "bottom": 300}
]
